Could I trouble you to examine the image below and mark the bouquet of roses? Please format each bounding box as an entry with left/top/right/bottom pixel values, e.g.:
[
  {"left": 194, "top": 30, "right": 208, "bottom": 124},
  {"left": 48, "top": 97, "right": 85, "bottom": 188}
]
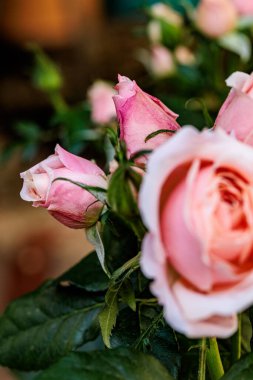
[{"left": 1, "top": 70, "right": 253, "bottom": 380}]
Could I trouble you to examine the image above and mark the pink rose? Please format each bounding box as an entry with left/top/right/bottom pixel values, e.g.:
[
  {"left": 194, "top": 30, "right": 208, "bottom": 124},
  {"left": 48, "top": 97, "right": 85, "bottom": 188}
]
[
  {"left": 232, "top": 0, "right": 253, "bottom": 15},
  {"left": 195, "top": 0, "right": 237, "bottom": 38},
  {"left": 140, "top": 126, "right": 253, "bottom": 338},
  {"left": 214, "top": 71, "right": 253, "bottom": 144},
  {"left": 20, "top": 145, "right": 107, "bottom": 229},
  {"left": 87, "top": 80, "right": 116, "bottom": 124},
  {"left": 113, "top": 75, "right": 180, "bottom": 163},
  {"left": 149, "top": 45, "right": 175, "bottom": 78}
]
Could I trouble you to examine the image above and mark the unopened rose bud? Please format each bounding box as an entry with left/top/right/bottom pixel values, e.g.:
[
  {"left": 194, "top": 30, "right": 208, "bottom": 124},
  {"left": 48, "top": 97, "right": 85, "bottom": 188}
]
[
  {"left": 150, "top": 45, "right": 175, "bottom": 78},
  {"left": 195, "top": 0, "right": 237, "bottom": 38},
  {"left": 20, "top": 145, "right": 107, "bottom": 229},
  {"left": 87, "top": 80, "right": 116, "bottom": 125},
  {"left": 174, "top": 46, "right": 196, "bottom": 66},
  {"left": 113, "top": 75, "right": 180, "bottom": 164}
]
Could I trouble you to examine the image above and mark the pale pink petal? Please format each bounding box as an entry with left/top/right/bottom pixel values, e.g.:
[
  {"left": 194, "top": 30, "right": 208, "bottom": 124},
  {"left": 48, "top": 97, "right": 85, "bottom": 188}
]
[
  {"left": 225, "top": 71, "right": 251, "bottom": 91},
  {"left": 174, "top": 272, "right": 253, "bottom": 320},
  {"left": 55, "top": 145, "right": 104, "bottom": 176}
]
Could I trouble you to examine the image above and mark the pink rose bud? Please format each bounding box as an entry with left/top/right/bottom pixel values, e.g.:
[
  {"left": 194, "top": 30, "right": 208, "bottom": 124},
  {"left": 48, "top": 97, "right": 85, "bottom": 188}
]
[
  {"left": 113, "top": 75, "right": 180, "bottom": 163},
  {"left": 150, "top": 45, "right": 175, "bottom": 78},
  {"left": 214, "top": 71, "right": 253, "bottom": 145},
  {"left": 174, "top": 46, "right": 196, "bottom": 66},
  {"left": 195, "top": 0, "right": 237, "bottom": 38},
  {"left": 232, "top": 0, "right": 253, "bottom": 15},
  {"left": 140, "top": 126, "right": 253, "bottom": 338},
  {"left": 20, "top": 145, "right": 107, "bottom": 229},
  {"left": 87, "top": 80, "right": 116, "bottom": 125},
  {"left": 150, "top": 3, "right": 182, "bottom": 26}
]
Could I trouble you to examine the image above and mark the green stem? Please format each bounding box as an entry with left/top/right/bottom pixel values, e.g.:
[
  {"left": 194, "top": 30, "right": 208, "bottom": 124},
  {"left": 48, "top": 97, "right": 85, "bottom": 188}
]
[
  {"left": 231, "top": 314, "right": 242, "bottom": 362},
  {"left": 49, "top": 90, "right": 68, "bottom": 113},
  {"left": 111, "top": 252, "right": 140, "bottom": 282},
  {"left": 198, "top": 338, "right": 207, "bottom": 380},
  {"left": 207, "top": 338, "right": 224, "bottom": 380}
]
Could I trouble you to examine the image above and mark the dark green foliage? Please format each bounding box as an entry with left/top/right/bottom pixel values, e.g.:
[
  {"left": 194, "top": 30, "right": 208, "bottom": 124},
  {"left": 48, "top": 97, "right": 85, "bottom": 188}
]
[
  {"left": 58, "top": 251, "right": 108, "bottom": 292},
  {"left": 221, "top": 353, "right": 253, "bottom": 380},
  {"left": 35, "top": 348, "right": 175, "bottom": 380},
  {"left": 101, "top": 211, "right": 139, "bottom": 272},
  {"left": 0, "top": 252, "right": 108, "bottom": 370}
]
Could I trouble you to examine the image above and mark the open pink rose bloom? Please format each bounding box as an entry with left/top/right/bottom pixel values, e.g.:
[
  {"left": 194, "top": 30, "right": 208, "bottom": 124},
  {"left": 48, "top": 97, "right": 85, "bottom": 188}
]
[
  {"left": 20, "top": 145, "right": 107, "bottom": 229},
  {"left": 140, "top": 126, "right": 253, "bottom": 337}
]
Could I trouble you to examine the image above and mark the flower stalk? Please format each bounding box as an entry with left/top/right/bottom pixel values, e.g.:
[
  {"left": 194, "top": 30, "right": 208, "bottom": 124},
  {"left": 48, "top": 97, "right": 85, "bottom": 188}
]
[{"left": 198, "top": 337, "right": 207, "bottom": 380}]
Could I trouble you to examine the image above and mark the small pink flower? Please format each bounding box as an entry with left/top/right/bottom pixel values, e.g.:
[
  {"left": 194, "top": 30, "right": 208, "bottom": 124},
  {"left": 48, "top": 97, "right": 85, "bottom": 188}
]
[
  {"left": 150, "top": 45, "right": 175, "bottom": 78},
  {"left": 214, "top": 71, "right": 253, "bottom": 145},
  {"left": 140, "top": 126, "right": 253, "bottom": 338},
  {"left": 113, "top": 75, "right": 180, "bottom": 163},
  {"left": 195, "top": 0, "right": 237, "bottom": 38},
  {"left": 232, "top": 0, "right": 253, "bottom": 15},
  {"left": 174, "top": 46, "right": 196, "bottom": 66},
  {"left": 20, "top": 145, "right": 107, "bottom": 229},
  {"left": 87, "top": 80, "right": 116, "bottom": 125}
]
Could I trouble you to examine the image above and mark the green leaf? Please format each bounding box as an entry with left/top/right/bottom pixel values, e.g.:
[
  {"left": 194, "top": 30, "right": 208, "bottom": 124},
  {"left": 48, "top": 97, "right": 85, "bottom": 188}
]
[
  {"left": 221, "top": 353, "right": 253, "bottom": 380},
  {"left": 108, "top": 166, "right": 139, "bottom": 218},
  {"left": 241, "top": 313, "right": 252, "bottom": 355},
  {"left": 98, "top": 286, "right": 119, "bottom": 348},
  {"left": 29, "top": 44, "right": 63, "bottom": 92},
  {"left": 86, "top": 223, "right": 111, "bottom": 278},
  {"left": 119, "top": 279, "right": 136, "bottom": 312},
  {"left": 144, "top": 129, "right": 176, "bottom": 143},
  {"left": 14, "top": 370, "right": 41, "bottom": 380},
  {"left": 148, "top": 326, "right": 181, "bottom": 379},
  {"left": 111, "top": 308, "right": 140, "bottom": 348},
  {"left": 0, "top": 256, "right": 105, "bottom": 370},
  {"left": 130, "top": 149, "right": 152, "bottom": 161},
  {"left": 238, "top": 16, "right": 253, "bottom": 30},
  {"left": 218, "top": 32, "right": 252, "bottom": 63},
  {"left": 101, "top": 211, "right": 139, "bottom": 272},
  {"left": 35, "top": 348, "right": 175, "bottom": 380},
  {"left": 14, "top": 121, "right": 41, "bottom": 141},
  {"left": 136, "top": 306, "right": 181, "bottom": 378},
  {"left": 106, "top": 126, "right": 118, "bottom": 147},
  {"left": 58, "top": 251, "right": 108, "bottom": 292}
]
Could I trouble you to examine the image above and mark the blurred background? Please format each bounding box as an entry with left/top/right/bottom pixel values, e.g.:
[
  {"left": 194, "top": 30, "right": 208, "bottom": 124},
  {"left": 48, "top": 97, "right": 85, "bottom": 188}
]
[
  {"left": 1, "top": 0, "right": 253, "bottom": 378},
  {"left": 0, "top": 2, "right": 150, "bottom": 378}
]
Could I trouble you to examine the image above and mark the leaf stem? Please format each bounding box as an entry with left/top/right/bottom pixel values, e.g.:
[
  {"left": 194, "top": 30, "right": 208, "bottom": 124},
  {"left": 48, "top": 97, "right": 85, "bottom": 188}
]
[
  {"left": 231, "top": 314, "right": 242, "bottom": 362},
  {"left": 198, "top": 337, "right": 207, "bottom": 380},
  {"left": 207, "top": 338, "right": 224, "bottom": 380}
]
